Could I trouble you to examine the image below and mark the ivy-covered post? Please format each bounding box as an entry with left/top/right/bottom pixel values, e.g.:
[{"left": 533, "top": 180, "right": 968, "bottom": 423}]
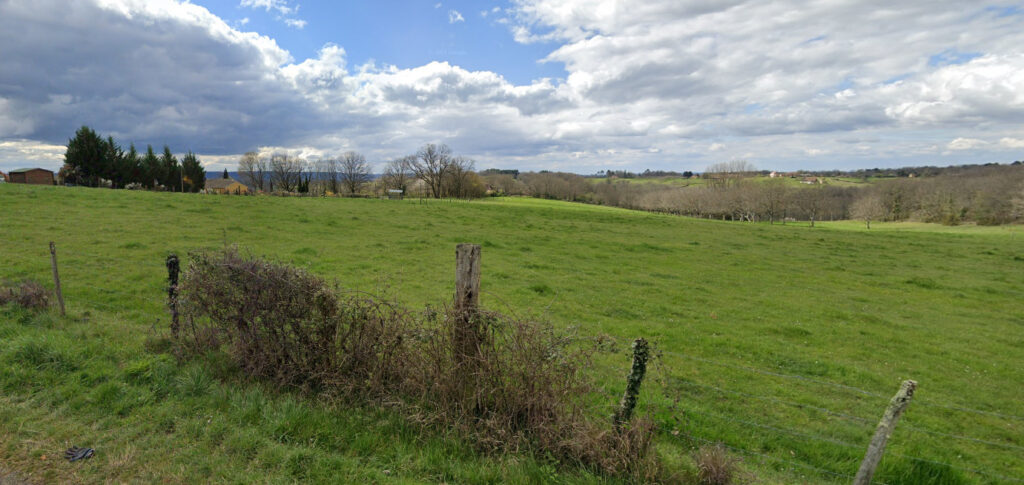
[
  {"left": 166, "top": 254, "right": 180, "bottom": 337},
  {"left": 613, "top": 338, "right": 650, "bottom": 430}
]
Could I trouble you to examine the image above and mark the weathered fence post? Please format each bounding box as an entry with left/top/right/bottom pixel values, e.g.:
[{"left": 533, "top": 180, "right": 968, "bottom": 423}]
[
  {"left": 166, "top": 254, "right": 180, "bottom": 337},
  {"left": 613, "top": 337, "right": 650, "bottom": 430},
  {"left": 453, "top": 243, "right": 482, "bottom": 361},
  {"left": 853, "top": 380, "right": 917, "bottom": 485},
  {"left": 49, "top": 242, "right": 65, "bottom": 316}
]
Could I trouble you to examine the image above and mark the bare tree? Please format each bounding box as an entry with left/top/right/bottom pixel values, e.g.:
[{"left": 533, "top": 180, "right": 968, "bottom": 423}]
[
  {"left": 339, "top": 151, "right": 371, "bottom": 195},
  {"left": 760, "top": 178, "right": 790, "bottom": 224},
  {"left": 382, "top": 157, "right": 412, "bottom": 194},
  {"left": 794, "top": 185, "right": 825, "bottom": 227},
  {"left": 851, "top": 192, "right": 886, "bottom": 229},
  {"left": 408, "top": 143, "right": 453, "bottom": 198},
  {"left": 704, "top": 160, "right": 756, "bottom": 189},
  {"left": 319, "top": 157, "right": 340, "bottom": 195},
  {"left": 238, "top": 151, "right": 266, "bottom": 192},
  {"left": 270, "top": 153, "right": 304, "bottom": 192},
  {"left": 444, "top": 156, "right": 476, "bottom": 198}
]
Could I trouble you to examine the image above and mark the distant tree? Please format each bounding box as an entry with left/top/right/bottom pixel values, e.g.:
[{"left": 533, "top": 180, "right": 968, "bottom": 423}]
[
  {"left": 794, "top": 185, "right": 825, "bottom": 227},
  {"left": 381, "top": 157, "right": 413, "bottom": 194},
  {"left": 339, "top": 151, "right": 371, "bottom": 195},
  {"left": 319, "top": 157, "right": 341, "bottom": 195},
  {"left": 181, "top": 151, "right": 206, "bottom": 193},
  {"left": 222, "top": 168, "right": 229, "bottom": 179},
  {"left": 121, "top": 143, "right": 142, "bottom": 187},
  {"left": 850, "top": 192, "right": 886, "bottom": 229},
  {"left": 408, "top": 143, "right": 454, "bottom": 198},
  {"left": 159, "top": 146, "right": 180, "bottom": 191},
  {"left": 704, "top": 160, "right": 756, "bottom": 189},
  {"left": 270, "top": 153, "right": 304, "bottom": 192},
  {"left": 142, "top": 145, "right": 162, "bottom": 189},
  {"left": 63, "top": 125, "right": 106, "bottom": 187},
  {"left": 760, "top": 178, "right": 790, "bottom": 224},
  {"left": 103, "top": 136, "right": 124, "bottom": 188},
  {"left": 442, "top": 156, "right": 474, "bottom": 198},
  {"left": 238, "top": 151, "right": 266, "bottom": 192},
  {"left": 298, "top": 161, "right": 316, "bottom": 194}
]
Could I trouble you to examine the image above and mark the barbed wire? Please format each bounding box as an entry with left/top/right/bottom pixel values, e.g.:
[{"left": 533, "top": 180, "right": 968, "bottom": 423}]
[
  {"left": 899, "top": 422, "right": 1024, "bottom": 452},
  {"left": 661, "top": 378, "right": 876, "bottom": 425},
  {"left": 657, "top": 348, "right": 1024, "bottom": 422},
  {"left": 659, "top": 425, "right": 873, "bottom": 484},
  {"left": 911, "top": 398, "right": 1024, "bottom": 422},
  {"left": 665, "top": 408, "right": 1024, "bottom": 483},
  {"left": 675, "top": 405, "right": 866, "bottom": 450},
  {"left": 657, "top": 348, "right": 891, "bottom": 399},
  {"left": 884, "top": 451, "right": 1024, "bottom": 483}
]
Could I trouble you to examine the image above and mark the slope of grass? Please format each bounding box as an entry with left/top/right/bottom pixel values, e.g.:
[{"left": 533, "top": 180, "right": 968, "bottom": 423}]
[{"left": 1, "top": 184, "right": 1022, "bottom": 483}]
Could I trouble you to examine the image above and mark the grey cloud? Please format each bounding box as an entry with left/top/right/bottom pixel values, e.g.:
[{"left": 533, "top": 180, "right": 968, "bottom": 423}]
[{"left": 0, "top": 0, "right": 313, "bottom": 152}]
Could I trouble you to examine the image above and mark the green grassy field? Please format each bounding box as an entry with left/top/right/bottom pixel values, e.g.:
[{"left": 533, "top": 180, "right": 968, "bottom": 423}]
[{"left": 1, "top": 184, "right": 1022, "bottom": 483}]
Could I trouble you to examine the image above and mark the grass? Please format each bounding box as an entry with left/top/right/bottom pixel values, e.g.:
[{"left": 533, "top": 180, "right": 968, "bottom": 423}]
[{"left": 1, "top": 184, "right": 1023, "bottom": 483}]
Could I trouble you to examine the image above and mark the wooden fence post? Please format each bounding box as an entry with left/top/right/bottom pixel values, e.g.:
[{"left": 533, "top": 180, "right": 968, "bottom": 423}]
[
  {"left": 49, "top": 242, "right": 65, "bottom": 316},
  {"left": 453, "top": 243, "right": 481, "bottom": 361},
  {"left": 166, "top": 254, "right": 180, "bottom": 337},
  {"left": 613, "top": 337, "right": 650, "bottom": 430},
  {"left": 853, "top": 380, "right": 917, "bottom": 485}
]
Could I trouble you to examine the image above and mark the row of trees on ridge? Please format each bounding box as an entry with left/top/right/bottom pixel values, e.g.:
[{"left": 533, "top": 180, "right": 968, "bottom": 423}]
[{"left": 236, "top": 143, "right": 486, "bottom": 198}]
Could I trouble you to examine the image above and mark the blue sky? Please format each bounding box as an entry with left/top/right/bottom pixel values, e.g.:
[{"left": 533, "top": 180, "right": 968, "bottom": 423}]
[
  {"left": 0, "top": 0, "right": 1022, "bottom": 173},
  {"left": 202, "top": 0, "right": 566, "bottom": 85}
]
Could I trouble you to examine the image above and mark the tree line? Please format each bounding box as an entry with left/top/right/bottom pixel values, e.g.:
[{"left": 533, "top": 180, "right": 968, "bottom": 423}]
[
  {"left": 480, "top": 163, "right": 1024, "bottom": 226},
  {"left": 236, "top": 143, "right": 487, "bottom": 198},
  {"left": 60, "top": 126, "right": 206, "bottom": 192}
]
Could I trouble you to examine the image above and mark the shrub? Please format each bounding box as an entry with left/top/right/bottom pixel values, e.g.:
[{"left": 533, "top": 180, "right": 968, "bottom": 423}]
[
  {"left": 178, "top": 247, "right": 408, "bottom": 395},
  {"left": 0, "top": 280, "right": 51, "bottom": 311},
  {"left": 174, "top": 247, "right": 658, "bottom": 478}
]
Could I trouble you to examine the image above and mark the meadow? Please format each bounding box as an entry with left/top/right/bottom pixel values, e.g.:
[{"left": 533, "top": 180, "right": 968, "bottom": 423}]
[{"left": 1, "top": 184, "right": 1022, "bottom": 483}]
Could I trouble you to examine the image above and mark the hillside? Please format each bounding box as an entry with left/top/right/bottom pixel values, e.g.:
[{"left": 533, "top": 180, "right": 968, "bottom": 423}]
[{"left": 1, "top": 184, "right": 1022, "bottom": 483}]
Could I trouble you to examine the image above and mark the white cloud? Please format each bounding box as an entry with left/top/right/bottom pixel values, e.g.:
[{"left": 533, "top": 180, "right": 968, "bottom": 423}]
[
  {"left": 448, "top": 9, "right": 464, "bottom": 24},
  {"left": 947, "top": 138, "right": 987, "bottom": 150},
  {"left": 999, "top": 137, "right": 1024, "bottom": 148},
  {"left": 239, "top": 0, "right": 304, "bottom": 29},
  {"left": 239, "top": 0, "right": 296, "bottom": 16},
  {"left": 283, "top": 18, "right": 306, "bottom": 29}
]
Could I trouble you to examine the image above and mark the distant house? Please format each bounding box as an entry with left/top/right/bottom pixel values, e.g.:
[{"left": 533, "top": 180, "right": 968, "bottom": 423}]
[
  {"left": 205, "top": 177, "right": 249, "bottom": 194},
  {"left": 7, "top": 168, "right": 55, "bottom": 185},
  {"left": 769, "top": 171, "right": 779, "bottom": 178}
]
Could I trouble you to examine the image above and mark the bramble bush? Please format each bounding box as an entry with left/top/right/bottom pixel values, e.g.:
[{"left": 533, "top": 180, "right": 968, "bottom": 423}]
[{"left": 175, "top": 247, "right": 659, "bottom": 479}]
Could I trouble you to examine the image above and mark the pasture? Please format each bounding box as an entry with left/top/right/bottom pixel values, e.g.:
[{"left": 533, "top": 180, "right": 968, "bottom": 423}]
[{"left": 1, "top": 184, "right": 1022, "bottom": 483}]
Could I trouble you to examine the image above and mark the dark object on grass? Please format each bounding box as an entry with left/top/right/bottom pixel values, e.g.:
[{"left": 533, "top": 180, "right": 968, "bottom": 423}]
[{"left": 64, "top": 447, "right": 94, "bottom": 462}]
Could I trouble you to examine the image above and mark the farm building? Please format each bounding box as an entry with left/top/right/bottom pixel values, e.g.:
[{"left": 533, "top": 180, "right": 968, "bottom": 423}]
[
  {"left": 205, "top": 177, "right": 249, "bottom": 194},
  {"left": 0, "top": 171, "right": 7, "bottom": 183},
  {"left": 7, "top": 168, "right": 55, "bottom": 185}
]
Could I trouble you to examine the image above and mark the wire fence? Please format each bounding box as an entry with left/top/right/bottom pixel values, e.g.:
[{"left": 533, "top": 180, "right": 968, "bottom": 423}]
[
  {"left": 646, "top": 344, "right": 1024, "bottom": 483},
  {"left": 11, "top": 247, "right": 1024, "bottom": 484}
]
